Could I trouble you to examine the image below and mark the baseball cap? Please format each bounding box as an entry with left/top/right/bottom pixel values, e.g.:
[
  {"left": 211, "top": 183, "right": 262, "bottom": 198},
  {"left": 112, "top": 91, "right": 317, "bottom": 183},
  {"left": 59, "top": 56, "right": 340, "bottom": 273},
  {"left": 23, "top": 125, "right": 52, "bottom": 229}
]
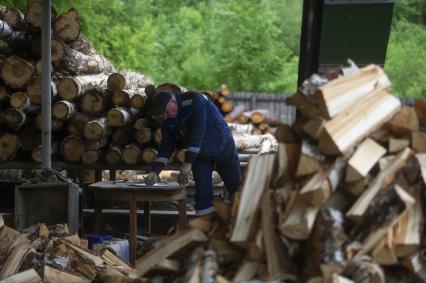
[{"left": 150, "top": 92, "right": 173, "bottom": 117}]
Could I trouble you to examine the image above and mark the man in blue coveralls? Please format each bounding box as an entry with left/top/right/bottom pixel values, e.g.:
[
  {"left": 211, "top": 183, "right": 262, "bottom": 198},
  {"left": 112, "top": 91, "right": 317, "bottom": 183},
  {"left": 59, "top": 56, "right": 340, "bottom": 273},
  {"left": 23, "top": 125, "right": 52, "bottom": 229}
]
[{"left": 145, "top": 91, "right": 241, "bottom": 222}]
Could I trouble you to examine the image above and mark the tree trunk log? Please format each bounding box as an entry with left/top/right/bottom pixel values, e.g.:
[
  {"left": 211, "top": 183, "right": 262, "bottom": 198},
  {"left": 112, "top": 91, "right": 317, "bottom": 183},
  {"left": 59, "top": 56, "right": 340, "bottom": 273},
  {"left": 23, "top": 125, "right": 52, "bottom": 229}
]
[
  {"left": 27, "top": 76, "right": 57, "bottom": 105},
  {"left": 84, "top": 137, "right": 108, "bottom": 151},
  {"left": 26, "top": 0, "right": 56, "bottom": 30},
  {"left": 53, "top": 8, "right": 80, "bottom": 42},
  {"left": 221, "top": 101, "right": 233, "bottom": 114},
  {"left": 35, "top": 113, "right": 64, "bottom": 131},
  {"left": 57, "top": 74, "right": 108, "bottom": 101},
  {"left": 113, "top": 88, "right": 147, "bottom": 108},
  {"left": 69, "top": 33, "right": 94, "bottom": 55},
  {"left": 67, "top": 112, "right": 90, "bottom": 137},
  {"left": 225, "top": 105, "right": 245, "bottom": 123},
  {"left": 142, "top": 148, "right": 158, "bottom": 164},
  {"left": 52, "top": 100, "right": 76, "bottom": 120},
  {"left": 105, "top": 145, "right": 122, "bottom": 164},
  {"left": 60, "top": 135, "right": 85, "bottom": 162},
  {"left": 30, "top": 35, "right": 64, "bottom": 62},
  {"left": 0, "top": 20, "right": 26, "bottom": 47},
  {"left": 107, "top": 107, "right": 137, "bottom": 127},
  {"left": 0, "top": 132, "right": 21, "bottom": 161},
  {"left": 249, "top": 109, "right": 280, "bottom": 126},
  {"left": 61, "top": 44, "right": 114, "bottom": 75},
  {"left": 1, "top": 107, "right": 26, "bottom": 129},
  {"left": 107, "top": 71, "right": 154, "bottom": 91},
  {"left": 111, "top": 127, "right": 133, "bottom": 146},
  {"left": 134, "top": 127, "right": 152, "bottom": 145},
  {"left": 4, "top": 8, "right": 24, "bottom": 29},
  {"left": 122, "top": 143, "right": 141, "bottom": 164},
  {"left": 31, "top": 142, "right": 59, "bottom": 162},
  {"left": 80, "top": 87, "right": 112, "bottom": 115},
  {"left": 154, "top": 128, "right": 162, "bottom": 145},
  {"left": 133, "top": 118, "right": 149, "bottom": 131},
  {"left": 81, "top": 150, "right": 100, "bottom": 165},
  {"left": 84, "top": 117, "right": 111, "bottom": 140},
  {"left": 1, "top": 55, "right": 34, "bottom": 88},
  {"left": 10, "top": 91, "right": 38, "bottom": 113}
]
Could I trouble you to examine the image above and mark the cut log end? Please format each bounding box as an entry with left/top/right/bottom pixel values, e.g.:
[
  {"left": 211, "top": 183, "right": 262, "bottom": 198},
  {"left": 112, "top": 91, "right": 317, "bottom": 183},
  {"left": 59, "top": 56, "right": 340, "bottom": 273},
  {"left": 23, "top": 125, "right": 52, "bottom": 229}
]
[
  {"left": 142, "top": 148, "right": 158, "bottom": 164},
  {"left": 1, "top": 55, "right": 34, "bottom": 88},
  {"left": 10, "top": 91, "right": 29, "bottom": 109},
  {"left": 105, "top": 146, "right": 122, "bottom": 164},
  {"left": 61, "top": 135, "right": 85, "bottom": 162},
  {"left": 112, "top": 90, "right": 130, "bottom": 107},
  {"left": 122, "top": 144, "right": 141, "bottom": 164},
  {"left": 84, "top": 121, "right": 106, "bottom": 141},
  {"left": 107, "top": 73, "right": 126, "bottom": 91},
  {"left": 54, "top": 8, "right": 81, "bottom": 42},
  {"left": 129, "top": 93, "right": 146, "bottom": 109},
  {"left": 52, "top": 101, "right": 76, "bottom": 120},
  {"left": 58, "top": 77, "right": 80, "bottom": 100}
]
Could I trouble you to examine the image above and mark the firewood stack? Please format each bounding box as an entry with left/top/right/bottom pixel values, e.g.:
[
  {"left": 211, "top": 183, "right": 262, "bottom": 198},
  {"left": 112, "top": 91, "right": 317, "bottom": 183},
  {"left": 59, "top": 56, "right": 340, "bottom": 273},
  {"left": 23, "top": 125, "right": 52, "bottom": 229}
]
[
  {"left": 0, "top": 220, "right": 139, "bottom": 282},
  {"left": 0, "top": 1, "right": 191, "bottom": 166},
  {"left": 21, "top": 63, "right": 420, "bottom": 283}
]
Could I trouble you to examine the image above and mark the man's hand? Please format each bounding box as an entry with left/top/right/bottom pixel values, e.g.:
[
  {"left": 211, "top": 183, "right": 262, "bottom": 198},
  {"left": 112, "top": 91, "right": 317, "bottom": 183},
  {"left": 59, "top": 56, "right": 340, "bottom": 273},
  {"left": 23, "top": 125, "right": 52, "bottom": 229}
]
[
  {"left": 145, "top": 172, "right": 159, "bottom": 185},
  {"left": 178, "top": 163, "right": 192, "bottom": 185}
]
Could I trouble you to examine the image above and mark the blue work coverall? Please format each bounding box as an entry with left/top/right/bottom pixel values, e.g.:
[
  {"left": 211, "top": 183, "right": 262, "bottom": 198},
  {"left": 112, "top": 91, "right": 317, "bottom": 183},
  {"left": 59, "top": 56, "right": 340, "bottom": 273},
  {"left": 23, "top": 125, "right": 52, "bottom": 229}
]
[{"left": 151, "top": 91, "right": 241, "bottom": 216}]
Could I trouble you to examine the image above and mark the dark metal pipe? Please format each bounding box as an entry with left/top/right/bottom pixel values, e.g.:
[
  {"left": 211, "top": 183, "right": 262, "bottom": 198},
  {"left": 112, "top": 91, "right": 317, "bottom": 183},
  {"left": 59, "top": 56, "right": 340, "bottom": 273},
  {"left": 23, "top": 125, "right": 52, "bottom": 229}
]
[{"left": 41, "top": 0, "right": 52, "bottom": 171}]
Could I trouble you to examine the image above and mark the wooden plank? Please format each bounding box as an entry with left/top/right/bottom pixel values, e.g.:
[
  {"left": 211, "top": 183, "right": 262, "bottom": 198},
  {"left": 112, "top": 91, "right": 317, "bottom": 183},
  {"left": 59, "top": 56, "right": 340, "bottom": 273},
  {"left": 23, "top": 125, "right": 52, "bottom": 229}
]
[
  {"left": 230, "top": 154, "right": 275, "bottom": 243},
  {"left": 319, "top": 89, "right": 401, "bottom": 155},
  {"left": 131, "top": 229, "right": 208, "bottom": 278},
  {"left": 43, "top": 265, "right": 89, "bottom": 283},
  {"left": 345, "top": 138, "right": 386, "bottom": 182},
  {"left": 0, "top": 269, "right": 42, "bottom": 283},
  {"left": 346, "top": 148, "right": 412, "bottom": 222}
]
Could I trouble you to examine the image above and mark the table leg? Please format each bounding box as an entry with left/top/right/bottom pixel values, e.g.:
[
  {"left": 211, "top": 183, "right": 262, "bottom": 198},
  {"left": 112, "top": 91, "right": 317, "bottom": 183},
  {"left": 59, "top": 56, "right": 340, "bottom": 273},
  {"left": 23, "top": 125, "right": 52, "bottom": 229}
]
[
  {"left": 177, "top": 199, "right": 187, "bottom": 232},
  {"left": 94, "top": 198, "right": 102, "bottom": 234},
  {"left": 129, "top": 200, "right": 137, "bottom": 266},
  {"left": 142, "top": 202, "right": 151, "bottom": 234}
]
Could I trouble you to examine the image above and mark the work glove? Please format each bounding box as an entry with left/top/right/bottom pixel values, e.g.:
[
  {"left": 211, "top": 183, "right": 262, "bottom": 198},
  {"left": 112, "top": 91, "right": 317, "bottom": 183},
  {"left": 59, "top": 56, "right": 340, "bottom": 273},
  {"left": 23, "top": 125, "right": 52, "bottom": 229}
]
[
  {"left": 177, "top": 163, "right": 192, "bottom": 185},
  {"left": 145, "top": 172, "right": 159, "bottom": 185}
]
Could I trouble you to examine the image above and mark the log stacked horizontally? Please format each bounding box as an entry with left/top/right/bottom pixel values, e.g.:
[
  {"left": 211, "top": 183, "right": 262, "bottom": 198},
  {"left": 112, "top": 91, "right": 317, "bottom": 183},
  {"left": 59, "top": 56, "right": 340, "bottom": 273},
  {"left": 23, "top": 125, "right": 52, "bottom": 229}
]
[{"left": 0, "top": 1, "right": 177, "bottom": 166}]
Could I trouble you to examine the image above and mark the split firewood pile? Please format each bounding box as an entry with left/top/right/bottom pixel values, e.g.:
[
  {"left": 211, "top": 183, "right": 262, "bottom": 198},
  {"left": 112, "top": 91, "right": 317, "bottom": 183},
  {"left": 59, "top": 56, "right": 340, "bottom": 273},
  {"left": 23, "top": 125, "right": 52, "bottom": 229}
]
[
  {"left": 67, "top": 63, "right": 425, "bottom": 282},
  {"left": 0, "top": 219, "right": 148, "bottom": 282}
]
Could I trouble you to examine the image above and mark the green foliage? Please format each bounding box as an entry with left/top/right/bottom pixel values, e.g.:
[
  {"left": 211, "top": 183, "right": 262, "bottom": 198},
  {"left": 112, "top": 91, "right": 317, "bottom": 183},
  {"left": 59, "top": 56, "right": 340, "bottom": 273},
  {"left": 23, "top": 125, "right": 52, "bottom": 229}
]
[{"left": 1, "top": 0, "right": 424, "bottom": 96}]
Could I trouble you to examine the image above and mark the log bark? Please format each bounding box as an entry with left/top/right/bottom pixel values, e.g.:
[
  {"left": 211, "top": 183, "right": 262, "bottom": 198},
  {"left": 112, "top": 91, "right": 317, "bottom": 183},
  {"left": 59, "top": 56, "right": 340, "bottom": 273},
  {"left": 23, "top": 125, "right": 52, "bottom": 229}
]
[
  {"left": 105, "top": 145, "right": 122, "bottom": 165},
  {"left": 1, "top": 55, "right": 34, "bottom": 88},
  {"left": 142, "top": 148, "right": 158, "bottom": 164},
  {"left": 69, "top": 33, "right": 94, "bottom": 55},
  {"left": 319, "top": 89, "right": 401, "bottom": 155},
  {"left": 0, "top": 19, "right": 26, "bottom": 47},
  {"left": 53, "top": 8, "right": 80, "bottom": 42},
  {"left": 342, "top": 256, "right": 385, "bottom": 283},
  {"left": 60, "top": 135, "right": 85, "bottom": 162},
  {"left": 122, "top": 143, "right": 142, "bottom": 164},
  {"left": 107, "top": 70, "right": 154, "bottom": 91},
  {"left": 111, "top": 127, "right": 133, "bottom": 146},
  {"left": 114, "top": 88, "right": 147, "bottom": 108},
  {"left": 134, "top": 127, "right": 152, "bottom": 145},
  {"left": 81, "top": 87, "right": 112, "bottom": 115},
  {"left": 27, "top": 76, "right": 57, "bottom": 104},
  {"left": 52, "top": 100, "right": 77, "bottom": 120},
  {"left": 107, "top": 107, "right": 137, "bottom": 126},
  {"left": 1, "top": 107, "right": 26, "bottom": 129},
  {"left": 61, "top": 44, "right": 114, "bottom": 75},
  {"left": 57, "top": 74, "right": 108, "bottom": 101},
  {"left": 67, "top": 112, "right": 90, "bottom": 137},
  {"left": 201, "top": 250, "right": 218, "bottom": 283},
  {"left": 84, "top": 117, "right": 111, "bottom": 140},
  {"left": 228, "top": 123, "right": 253, "bottom": 135},
  {"left": 0, "top": 132, "right": 21, "bottom": 161}
]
